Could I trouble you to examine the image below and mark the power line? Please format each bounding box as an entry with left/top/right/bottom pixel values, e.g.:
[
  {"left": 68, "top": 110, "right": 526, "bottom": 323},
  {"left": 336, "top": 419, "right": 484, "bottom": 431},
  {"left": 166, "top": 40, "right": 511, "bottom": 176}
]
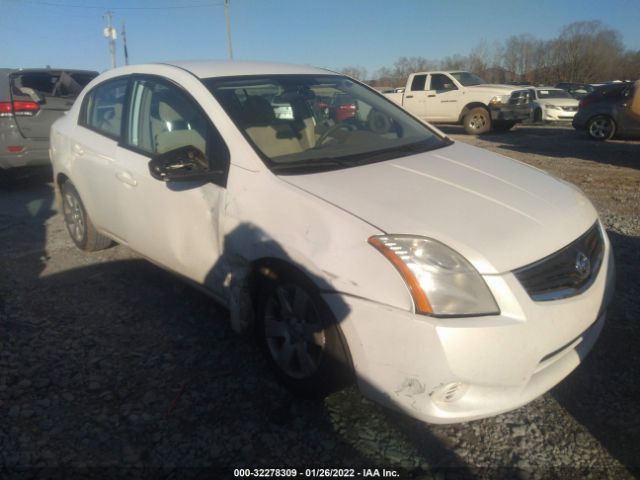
[{"left": 14, "top": 0, "right": 223, "bottom": 9}]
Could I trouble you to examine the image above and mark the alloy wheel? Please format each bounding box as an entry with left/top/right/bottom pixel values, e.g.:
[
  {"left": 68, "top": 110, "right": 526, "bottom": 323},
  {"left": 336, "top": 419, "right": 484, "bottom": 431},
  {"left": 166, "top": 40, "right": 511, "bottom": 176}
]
[
  {"left": 63, "top": 191, "right": 85, "bottom": 244},
  {"left": 588, "top": 118, "right": 612, "bottom": 139},
  {"left": 263, "top": 284, "right": 325, "bottom": 379}
]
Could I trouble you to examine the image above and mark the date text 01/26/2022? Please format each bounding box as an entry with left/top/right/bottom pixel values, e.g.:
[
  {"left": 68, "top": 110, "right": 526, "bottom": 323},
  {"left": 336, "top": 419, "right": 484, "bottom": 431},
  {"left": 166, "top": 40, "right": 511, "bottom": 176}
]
[{"left": 233, "top": 468, "right": 399, "bottom": 477}]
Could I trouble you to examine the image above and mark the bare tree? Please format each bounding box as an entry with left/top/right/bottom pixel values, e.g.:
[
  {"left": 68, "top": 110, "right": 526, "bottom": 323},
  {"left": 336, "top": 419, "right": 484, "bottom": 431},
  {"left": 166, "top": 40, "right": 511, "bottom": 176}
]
[
  {"left": 369, "top": 20, "right": 637, "bottom": 86},
  {"left": 338, "top": 66, "right": 368, "bottom": 81}
]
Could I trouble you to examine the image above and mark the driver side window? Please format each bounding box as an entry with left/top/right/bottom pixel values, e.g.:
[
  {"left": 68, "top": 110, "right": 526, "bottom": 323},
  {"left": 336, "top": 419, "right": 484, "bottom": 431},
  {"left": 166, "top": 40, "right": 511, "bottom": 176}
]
[
  {"left": 126, "top": 79, "right": 208, "bottom": 156},
  {"left": 124, "top": 77, "right": 229, "bottom": 184},
  {"left": 429, "top": 74, "right": 457, "bottom": 92}
]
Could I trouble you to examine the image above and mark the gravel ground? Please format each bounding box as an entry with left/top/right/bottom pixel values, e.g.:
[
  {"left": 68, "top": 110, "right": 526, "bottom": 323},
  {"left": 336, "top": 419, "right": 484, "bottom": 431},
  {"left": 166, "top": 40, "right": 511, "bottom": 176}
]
[{"left": 1, "top": 124, "right": 639, "bottom": 479}]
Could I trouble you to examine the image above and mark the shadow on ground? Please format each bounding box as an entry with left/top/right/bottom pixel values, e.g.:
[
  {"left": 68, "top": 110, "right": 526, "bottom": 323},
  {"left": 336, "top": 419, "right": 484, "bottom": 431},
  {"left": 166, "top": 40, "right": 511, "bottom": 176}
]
[
  {"left": 1, "top": 178, "right": 480, "bottom": 479},
  {"left": 551, "top": 230, "right": 640, "bottom": 477}
]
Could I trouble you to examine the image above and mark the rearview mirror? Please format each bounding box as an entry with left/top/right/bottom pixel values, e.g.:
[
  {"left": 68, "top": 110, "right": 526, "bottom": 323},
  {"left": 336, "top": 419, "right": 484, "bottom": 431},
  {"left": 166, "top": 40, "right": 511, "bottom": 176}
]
[{"left": 148, "top": 145, "right": 223, "bottom": 183}]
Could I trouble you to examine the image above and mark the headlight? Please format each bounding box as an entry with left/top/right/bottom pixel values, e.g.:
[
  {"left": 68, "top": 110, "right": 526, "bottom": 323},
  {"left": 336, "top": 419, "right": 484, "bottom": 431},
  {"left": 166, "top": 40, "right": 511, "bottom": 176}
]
[
  {"left": 489, "top": 95, "right": 510, "bottom": 105},
  {"left": 369, "top": 235, "right": 500, "bottom": 317},
  {"left": 544, "top": 104, "right": 558, "bottom": 109}
]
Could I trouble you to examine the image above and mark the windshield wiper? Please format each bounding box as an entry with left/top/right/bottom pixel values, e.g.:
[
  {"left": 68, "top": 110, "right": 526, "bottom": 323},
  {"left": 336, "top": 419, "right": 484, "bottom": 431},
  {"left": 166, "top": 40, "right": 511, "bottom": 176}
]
[{"left": 270, "top": 157, "right": 356, "bottom": 174}]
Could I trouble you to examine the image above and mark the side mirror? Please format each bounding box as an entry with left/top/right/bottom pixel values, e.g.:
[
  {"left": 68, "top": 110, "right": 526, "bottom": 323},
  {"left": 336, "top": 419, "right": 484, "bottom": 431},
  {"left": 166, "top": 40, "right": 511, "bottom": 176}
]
[{"left": 148, "top": 145, "right": 223, "bottom": 183}]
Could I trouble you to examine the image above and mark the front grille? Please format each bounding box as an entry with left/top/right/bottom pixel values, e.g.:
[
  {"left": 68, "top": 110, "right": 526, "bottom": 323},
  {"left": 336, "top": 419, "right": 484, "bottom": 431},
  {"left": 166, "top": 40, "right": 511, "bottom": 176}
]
[
  {"left": 514, "top": 223, "right": 604, "bottom": 301},
  {"left": 508, "top": 90, "right": 530, "bottom": 105},
  {"left": 561, "top": 106, "right": 578, "bottom": 112}
]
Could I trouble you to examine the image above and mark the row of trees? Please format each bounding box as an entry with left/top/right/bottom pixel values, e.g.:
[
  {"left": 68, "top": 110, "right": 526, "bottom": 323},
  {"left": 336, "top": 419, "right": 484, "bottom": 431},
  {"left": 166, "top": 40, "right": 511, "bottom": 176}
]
[{"left": 339, "top": 21, "right": 640, "bottom": 88}]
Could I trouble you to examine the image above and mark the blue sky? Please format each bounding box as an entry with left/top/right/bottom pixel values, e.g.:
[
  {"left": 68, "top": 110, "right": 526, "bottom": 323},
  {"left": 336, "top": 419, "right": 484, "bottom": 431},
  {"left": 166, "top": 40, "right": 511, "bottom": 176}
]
[{"left": 2, "top": 0, "right": 639, "bottom": 76}]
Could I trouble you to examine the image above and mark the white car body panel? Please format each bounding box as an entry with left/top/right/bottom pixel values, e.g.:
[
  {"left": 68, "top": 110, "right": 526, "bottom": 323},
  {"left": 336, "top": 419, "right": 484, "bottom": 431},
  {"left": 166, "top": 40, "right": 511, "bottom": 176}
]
[
  {"left": 282, "top": 141, "right": 596, "bottom": 274},
  {"left": 49, "top": 61, "right": 614, "bottom": 424}
]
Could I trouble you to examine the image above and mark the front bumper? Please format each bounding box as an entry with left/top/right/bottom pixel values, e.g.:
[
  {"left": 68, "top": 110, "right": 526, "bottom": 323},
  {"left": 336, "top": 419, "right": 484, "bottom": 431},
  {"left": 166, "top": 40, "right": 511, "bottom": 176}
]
[
  {"left": 324, "top": 241, "right": 614, "bottom": 424},
  {"left": 490, "top": 103, "right": 531, "bottom": 122},
  {"left": 543, "top": 108, "right": 577, "bottom": 122}
]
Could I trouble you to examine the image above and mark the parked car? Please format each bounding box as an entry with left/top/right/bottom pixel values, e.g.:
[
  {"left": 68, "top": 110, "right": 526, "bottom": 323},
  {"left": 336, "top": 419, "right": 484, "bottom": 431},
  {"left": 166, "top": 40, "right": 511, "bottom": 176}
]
[
  {"left": 0, "top": 68, "right": 98, "bottom": 176},
  {"left": 383, "top": 71, "right": 531, "bottom": 134},
  {"left": 329, "top": 93, "right": 357, "bottom": 122},
  {"left": 555, "top": 82, "right": 595, "bottom": 100},
  {"left": 529, "top": 87, "right": 579, "bottom": 122},
  {"left": 573, "top": 81, "right": 640, "bottom": 140},
  {"left": 50, "top": 61, "right": 614, "bottom": 424}
]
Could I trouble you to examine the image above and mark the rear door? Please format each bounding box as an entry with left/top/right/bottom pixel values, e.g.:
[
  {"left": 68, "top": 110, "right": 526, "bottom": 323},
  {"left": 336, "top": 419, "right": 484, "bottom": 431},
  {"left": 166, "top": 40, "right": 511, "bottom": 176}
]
[
  {"left": 402, "top": 74, "right": 428, "bottom": 118},
  {"left": 9, "top": 70, "right": 97, "bottom": 139},
  {"left": 72, "top": 76, "right": 130, "bottom": 241}
]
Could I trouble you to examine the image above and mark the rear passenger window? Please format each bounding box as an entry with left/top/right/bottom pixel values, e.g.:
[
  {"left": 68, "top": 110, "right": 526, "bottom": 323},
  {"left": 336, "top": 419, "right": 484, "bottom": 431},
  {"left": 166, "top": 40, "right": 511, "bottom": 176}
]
[{"left": 82, "top": 77, "right": 128, "bottom": 139}]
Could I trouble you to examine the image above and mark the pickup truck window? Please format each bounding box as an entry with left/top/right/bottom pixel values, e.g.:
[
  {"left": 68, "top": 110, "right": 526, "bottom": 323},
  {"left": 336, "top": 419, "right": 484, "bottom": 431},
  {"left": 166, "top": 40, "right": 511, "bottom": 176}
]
[
  {"left": 430, "top": 74, "right": 457, "bottom": 91},
  {"left": 204, "top": 75, "right": 450, "bottom": 174},
  {"left": 450, "top": 72, "right": 486, "bottom": 86},
  {"left": 410, "top": 75, "right": 427, "bottom": 91}
]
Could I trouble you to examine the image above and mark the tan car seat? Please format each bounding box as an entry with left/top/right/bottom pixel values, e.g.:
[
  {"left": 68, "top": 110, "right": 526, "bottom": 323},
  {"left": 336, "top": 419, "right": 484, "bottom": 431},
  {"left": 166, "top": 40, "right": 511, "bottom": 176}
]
[{"left": 154, "top": 100, "right": 206, "bottom": 155}]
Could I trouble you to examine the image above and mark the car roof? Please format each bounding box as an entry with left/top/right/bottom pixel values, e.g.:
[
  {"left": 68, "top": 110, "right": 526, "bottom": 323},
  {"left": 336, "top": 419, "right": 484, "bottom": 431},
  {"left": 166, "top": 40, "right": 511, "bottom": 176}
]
[
  {"left": 161, "top": 60, "right": 331, "bottom": 79},
  {"left": 1, "top": 68, "right": 99, "bottom": 75}
]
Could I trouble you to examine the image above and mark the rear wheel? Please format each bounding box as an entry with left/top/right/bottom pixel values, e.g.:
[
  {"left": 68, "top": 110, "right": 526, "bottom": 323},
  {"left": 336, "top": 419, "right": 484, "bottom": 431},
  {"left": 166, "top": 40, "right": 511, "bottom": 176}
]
[
  {"left": 256, "top": 267, "right": 353, "bottom": 398},
  {"left": 463, "top": 107, "right": 491, "bottom": 135},
  {"left": 587, "top": 115, "right": 616, "bottom": 141},
  {"left": 61, "top": 181, "right": 112, "bottom": 251}
]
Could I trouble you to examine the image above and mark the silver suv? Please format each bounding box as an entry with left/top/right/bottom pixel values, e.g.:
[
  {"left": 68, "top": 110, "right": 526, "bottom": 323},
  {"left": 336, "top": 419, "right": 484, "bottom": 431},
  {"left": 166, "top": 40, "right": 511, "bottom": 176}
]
[{"left": 0, "top": 68, "right": 97, "bottom": 179}]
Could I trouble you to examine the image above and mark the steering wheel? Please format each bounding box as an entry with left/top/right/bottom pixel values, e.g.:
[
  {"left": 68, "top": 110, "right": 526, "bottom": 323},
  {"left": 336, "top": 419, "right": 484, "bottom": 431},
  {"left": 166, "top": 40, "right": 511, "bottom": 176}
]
[{"left": 315, "top": 122, "right": 357, "bottom": 147}]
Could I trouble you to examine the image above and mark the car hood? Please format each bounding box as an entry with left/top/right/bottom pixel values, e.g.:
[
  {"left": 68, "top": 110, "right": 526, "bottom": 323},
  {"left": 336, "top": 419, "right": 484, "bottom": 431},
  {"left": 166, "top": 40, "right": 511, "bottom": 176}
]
[
  {"left": 536, "top": 98, "right": 579, "bottom": 107},
  {"left": 281, "top": 142, "right": 598, "bottom": 274},
  {"left": 467, "top": 84, "right": 523, "bottom": 93}
]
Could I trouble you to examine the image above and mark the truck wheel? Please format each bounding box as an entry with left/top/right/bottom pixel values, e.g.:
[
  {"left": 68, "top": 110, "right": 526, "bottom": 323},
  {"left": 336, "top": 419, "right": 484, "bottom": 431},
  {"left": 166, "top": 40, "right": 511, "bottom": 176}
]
[
  {"left": 463, "top": 107, "right": 491, "bottom": 134},
  {"left": 255, "top": 267, "right": 353, "bottom": 398},
  {"left": 61, "top": 180, "right": 112, "bottom": 251},
  {"left": 492, "top": 121, "right": 516, "bottom": 131}
]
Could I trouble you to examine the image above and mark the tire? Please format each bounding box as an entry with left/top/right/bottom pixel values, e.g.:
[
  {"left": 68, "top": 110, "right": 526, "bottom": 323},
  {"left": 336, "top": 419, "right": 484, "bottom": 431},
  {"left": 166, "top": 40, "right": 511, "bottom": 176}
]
[
  {"left": 463, "top": 107, "right": 491, "bottom": 135},
  {"left": 255, "top": 267, "right": 353, "bottom": 398},
  {"left": 533, "top": 108, "right": 542, "bottom": 123},
  {"left": 492, "top": 121, "right": 516, "bottom": 131},
  {"left": 587, "top": 115, "right": 616, "bottom": 141},
  {"left": 61, "top": 180, "right": 112, "bottom": 251}
]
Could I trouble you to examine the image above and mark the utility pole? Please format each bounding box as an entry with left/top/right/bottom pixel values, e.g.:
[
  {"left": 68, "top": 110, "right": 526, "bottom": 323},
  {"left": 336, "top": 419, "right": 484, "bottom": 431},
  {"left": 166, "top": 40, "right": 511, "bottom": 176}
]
[
  {"left": 103, "top": 11, "right": 117, "bottom": 69},
  {"left": 224, "top": 0, "right": 233, "bottom": 60},
  {"left": 122, "top": 20, "right": 129, "bottom": 65}
]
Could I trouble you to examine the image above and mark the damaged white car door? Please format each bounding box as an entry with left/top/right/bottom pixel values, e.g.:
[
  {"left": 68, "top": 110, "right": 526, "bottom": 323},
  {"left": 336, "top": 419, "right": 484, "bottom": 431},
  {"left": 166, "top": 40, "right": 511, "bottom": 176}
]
[{"left": 114, "top": 75, "right": 230, "bottom": 291}]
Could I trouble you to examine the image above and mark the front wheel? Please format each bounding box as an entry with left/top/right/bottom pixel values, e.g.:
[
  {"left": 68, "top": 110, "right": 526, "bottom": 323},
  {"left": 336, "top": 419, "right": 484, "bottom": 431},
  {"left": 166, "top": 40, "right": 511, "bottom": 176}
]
[
  {"left": 463, "top": 107, "right": 491, "bottom": 135},
  {"left": 587, "top": 115, "right": 616, "bottom": 141},
  {"left": 256, "top": 268, "right": 353, "bottom": 397}
]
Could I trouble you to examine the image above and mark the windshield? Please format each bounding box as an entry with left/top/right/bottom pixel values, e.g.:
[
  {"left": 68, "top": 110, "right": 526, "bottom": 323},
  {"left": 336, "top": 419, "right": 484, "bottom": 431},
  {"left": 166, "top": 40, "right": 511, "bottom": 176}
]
[
  {"left": 450, "top": 72, "right": 486, "bottom": 86},
  {"left": 536, "top": 89, "right": 573, "bottom": 99},
  {"left": 204, "top": 75, "right": 449, "bottom": 174}
]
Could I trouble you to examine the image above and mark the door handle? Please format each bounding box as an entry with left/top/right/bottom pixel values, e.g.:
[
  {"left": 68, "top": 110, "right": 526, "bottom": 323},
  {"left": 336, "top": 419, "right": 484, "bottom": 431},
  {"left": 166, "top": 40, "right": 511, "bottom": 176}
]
[
  {"left": 72, "top": 144, "right": 84, "bottom": 155},
  {"left": 116, "top": 171, "right": 137, "bottom": 187},
  {"left": 405, "top": 95, "right": 413, "bottom": 98},
  {"left": 428, "top": 94, "right": 436, "bottom": 97}
]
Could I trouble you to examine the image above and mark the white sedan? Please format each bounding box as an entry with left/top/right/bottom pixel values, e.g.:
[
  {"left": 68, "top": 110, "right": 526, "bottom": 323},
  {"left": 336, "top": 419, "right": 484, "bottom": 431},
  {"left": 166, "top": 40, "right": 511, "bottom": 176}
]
[
  {"left": 530, "top": 87, "right": 580, "bottom": 122},
  {"left": 50, "top": 61, "right": 615, "bottom": 424}
]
